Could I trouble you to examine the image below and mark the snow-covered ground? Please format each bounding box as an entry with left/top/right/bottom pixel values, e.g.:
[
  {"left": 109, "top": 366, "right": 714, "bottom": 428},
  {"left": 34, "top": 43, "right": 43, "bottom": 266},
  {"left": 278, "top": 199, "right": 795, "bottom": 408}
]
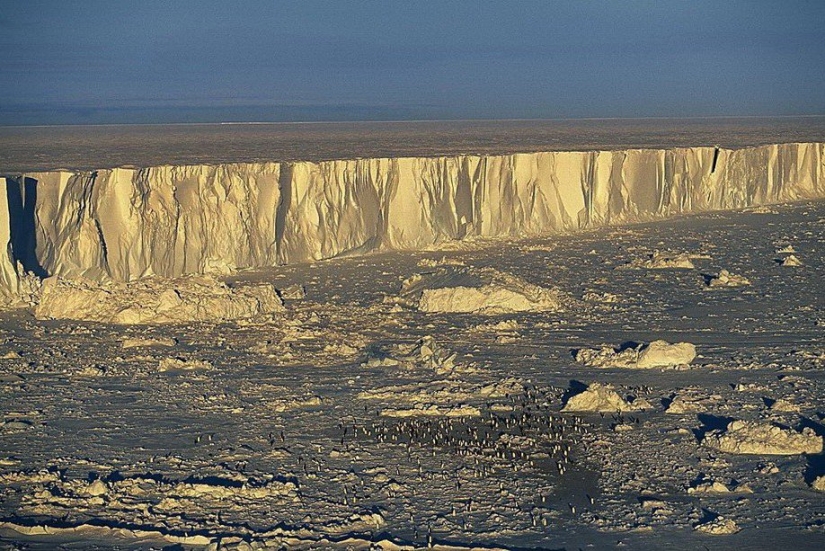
[{"left": 1, "top": 199, "right": 823, "bottom": 549}]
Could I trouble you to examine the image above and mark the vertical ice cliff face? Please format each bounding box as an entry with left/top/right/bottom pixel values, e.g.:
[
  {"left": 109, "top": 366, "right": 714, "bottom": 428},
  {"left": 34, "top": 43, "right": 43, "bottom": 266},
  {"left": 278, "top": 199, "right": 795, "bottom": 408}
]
[
  {"left": 2, "top": 142, "right": 823, "bottom": 289},
  {"left": 0, "top": 178, "right": 21, "bottom": 300},
  {"left": 276, "top": 158, "right": 385, "bottom": 263},
  {"left": 26, "top": 163, "right": 281, "bottom": 281}
]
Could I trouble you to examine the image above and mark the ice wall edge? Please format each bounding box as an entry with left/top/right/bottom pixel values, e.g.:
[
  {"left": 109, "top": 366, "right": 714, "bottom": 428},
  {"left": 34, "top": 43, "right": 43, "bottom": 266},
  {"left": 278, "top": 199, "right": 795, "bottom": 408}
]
[{"left": 0, "top": 143, "right": 822, "bottom": 298}]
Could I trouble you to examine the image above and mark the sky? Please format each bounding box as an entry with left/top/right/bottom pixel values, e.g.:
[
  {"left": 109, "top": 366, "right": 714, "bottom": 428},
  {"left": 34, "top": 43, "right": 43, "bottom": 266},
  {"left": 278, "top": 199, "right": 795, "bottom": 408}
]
[{"left": 1, "top": 0, "right": 824, "bottom": 125}]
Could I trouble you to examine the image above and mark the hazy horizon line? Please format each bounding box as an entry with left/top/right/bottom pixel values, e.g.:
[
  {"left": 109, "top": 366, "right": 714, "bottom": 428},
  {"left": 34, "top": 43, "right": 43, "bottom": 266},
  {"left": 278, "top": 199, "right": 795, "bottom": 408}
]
[{"left": 4, "top": 113, "right": 825, "bottom": 130}]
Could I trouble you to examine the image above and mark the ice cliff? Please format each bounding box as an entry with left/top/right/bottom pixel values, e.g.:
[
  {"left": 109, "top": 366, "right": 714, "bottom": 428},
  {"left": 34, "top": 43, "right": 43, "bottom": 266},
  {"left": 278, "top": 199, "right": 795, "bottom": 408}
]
[{"left": 1, "top": 142, "right": 823, "bottom": 302}]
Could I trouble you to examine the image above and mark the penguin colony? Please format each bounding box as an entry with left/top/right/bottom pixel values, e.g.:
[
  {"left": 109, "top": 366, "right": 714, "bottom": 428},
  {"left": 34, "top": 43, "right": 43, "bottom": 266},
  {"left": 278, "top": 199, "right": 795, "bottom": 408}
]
[
  {"left": 342, "top": 386, "right": 593, "bottom": 487},
  {"left": 354, "top": 411, "right": 587, "bottom": 471},
  {"left": 287, "top": 386, "right": 602, "bottom": 544}
]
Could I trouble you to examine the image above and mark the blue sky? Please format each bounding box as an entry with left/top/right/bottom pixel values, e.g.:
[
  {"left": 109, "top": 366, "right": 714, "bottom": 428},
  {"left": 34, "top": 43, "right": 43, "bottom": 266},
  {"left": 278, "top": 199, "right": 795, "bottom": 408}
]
[{"left": 1, "top": 0, "right": 824, "bottom": 124}]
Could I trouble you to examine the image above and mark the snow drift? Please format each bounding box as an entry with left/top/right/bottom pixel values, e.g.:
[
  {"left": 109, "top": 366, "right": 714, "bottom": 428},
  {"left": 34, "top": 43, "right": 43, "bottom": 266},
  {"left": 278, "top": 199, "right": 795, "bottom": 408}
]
[{"left": 0, "top": 142, "right": 823, "bottom": 302}]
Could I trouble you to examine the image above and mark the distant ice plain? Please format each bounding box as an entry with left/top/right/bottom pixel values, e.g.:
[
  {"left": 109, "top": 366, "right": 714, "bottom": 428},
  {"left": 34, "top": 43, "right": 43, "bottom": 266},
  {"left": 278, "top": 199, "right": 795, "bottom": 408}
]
[{"left": 3, "top": 117, "right": 825, "bottom": 172}]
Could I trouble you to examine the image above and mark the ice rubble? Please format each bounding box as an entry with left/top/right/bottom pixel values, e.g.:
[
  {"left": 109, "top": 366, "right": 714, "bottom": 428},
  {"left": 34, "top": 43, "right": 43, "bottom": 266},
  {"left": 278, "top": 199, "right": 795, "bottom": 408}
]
[
  {"left": 768, "top": 398, "right": 800, "bottom": 412},
  {"left": 561, "top": 382, "right": 645, "bottom": 412},
  {"left": 379, "top": 404, "right": 482, "bottom": 418},
  {"left": 780, "top": 254, "right": 804, "bottom": 267},
  {"left": 399, "top": 266, "right": 564, "bottom": 314},
  {"left": 620, "top": 251, "right": 697, "bottom": 270},
  {"left": 395, "top": 335, "right": 460, "bottom": 373},
  {"left": 267, "top": 394, "right": 323, "bottom": 413},
  {"left": 704, "top": 269, "right": 751, "bottom": 288},
  {"left": 0, "top": 522, "right": 212, "bottom": 547},
  {"left": 665, "top": 390, "right": 722, "bottom": 414},
  {"left": 1, "top": 521, "right": 510, "bottom": 551},
  {"left": 33, "top": 275, "right": 283, "bottom": 324},
  {"left": 0, "top": 142, "right": 822, "bottom": 295},
  {"left": 703, "top": 420, "right": 823, "bottom": 455},
  {"left": 121, "top": 336, "right": 176, "bottom": 348},
  {"left": 361, "top": 335, "right": 463, "bottom": 374},
  {"left": 0, "top": 468, "right": 302, "bottom": 547},
  {"left": 575, "top": 340, "right": 697, "bottom": 369},
  {"left": 278, "top": 283, "right": 307, "bottom": 300},
  {"left": 356, "top": 337, "right": 524, "bottom": 418},
  {"left": 693, "top": 516, "right": 740, "bottom": 535},
  {"left": 157, "top": 357, "right": 212, "bottom": 372},
  {"left": 688, "top": 479, "right": 752, "bottom": 496}
]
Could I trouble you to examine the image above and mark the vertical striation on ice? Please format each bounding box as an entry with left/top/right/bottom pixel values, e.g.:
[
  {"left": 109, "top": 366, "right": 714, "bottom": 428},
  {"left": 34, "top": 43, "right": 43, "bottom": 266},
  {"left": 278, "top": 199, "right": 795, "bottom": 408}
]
[{"left": 0, "top": 142, "right": 822, "bottom": 295}]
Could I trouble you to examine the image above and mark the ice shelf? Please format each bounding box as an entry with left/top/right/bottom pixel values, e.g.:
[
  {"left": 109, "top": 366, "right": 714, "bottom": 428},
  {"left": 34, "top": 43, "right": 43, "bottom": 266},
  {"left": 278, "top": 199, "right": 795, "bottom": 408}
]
[{"left": 0, "top": 142, "right": 823, "bottom": 302}]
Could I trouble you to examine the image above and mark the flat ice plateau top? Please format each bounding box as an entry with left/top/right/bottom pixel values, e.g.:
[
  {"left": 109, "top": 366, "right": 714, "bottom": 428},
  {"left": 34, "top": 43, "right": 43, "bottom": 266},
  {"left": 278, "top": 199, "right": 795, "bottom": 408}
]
[{"left": 0, "top": 141, "right": 823, "bottom": 302}]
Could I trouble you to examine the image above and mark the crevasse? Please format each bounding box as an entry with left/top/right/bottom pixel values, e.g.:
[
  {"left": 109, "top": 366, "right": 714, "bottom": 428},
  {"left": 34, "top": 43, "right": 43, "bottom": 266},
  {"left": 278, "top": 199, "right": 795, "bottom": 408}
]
[{"left": 0, "top": 142, "right": 822, "bottom": 300}]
